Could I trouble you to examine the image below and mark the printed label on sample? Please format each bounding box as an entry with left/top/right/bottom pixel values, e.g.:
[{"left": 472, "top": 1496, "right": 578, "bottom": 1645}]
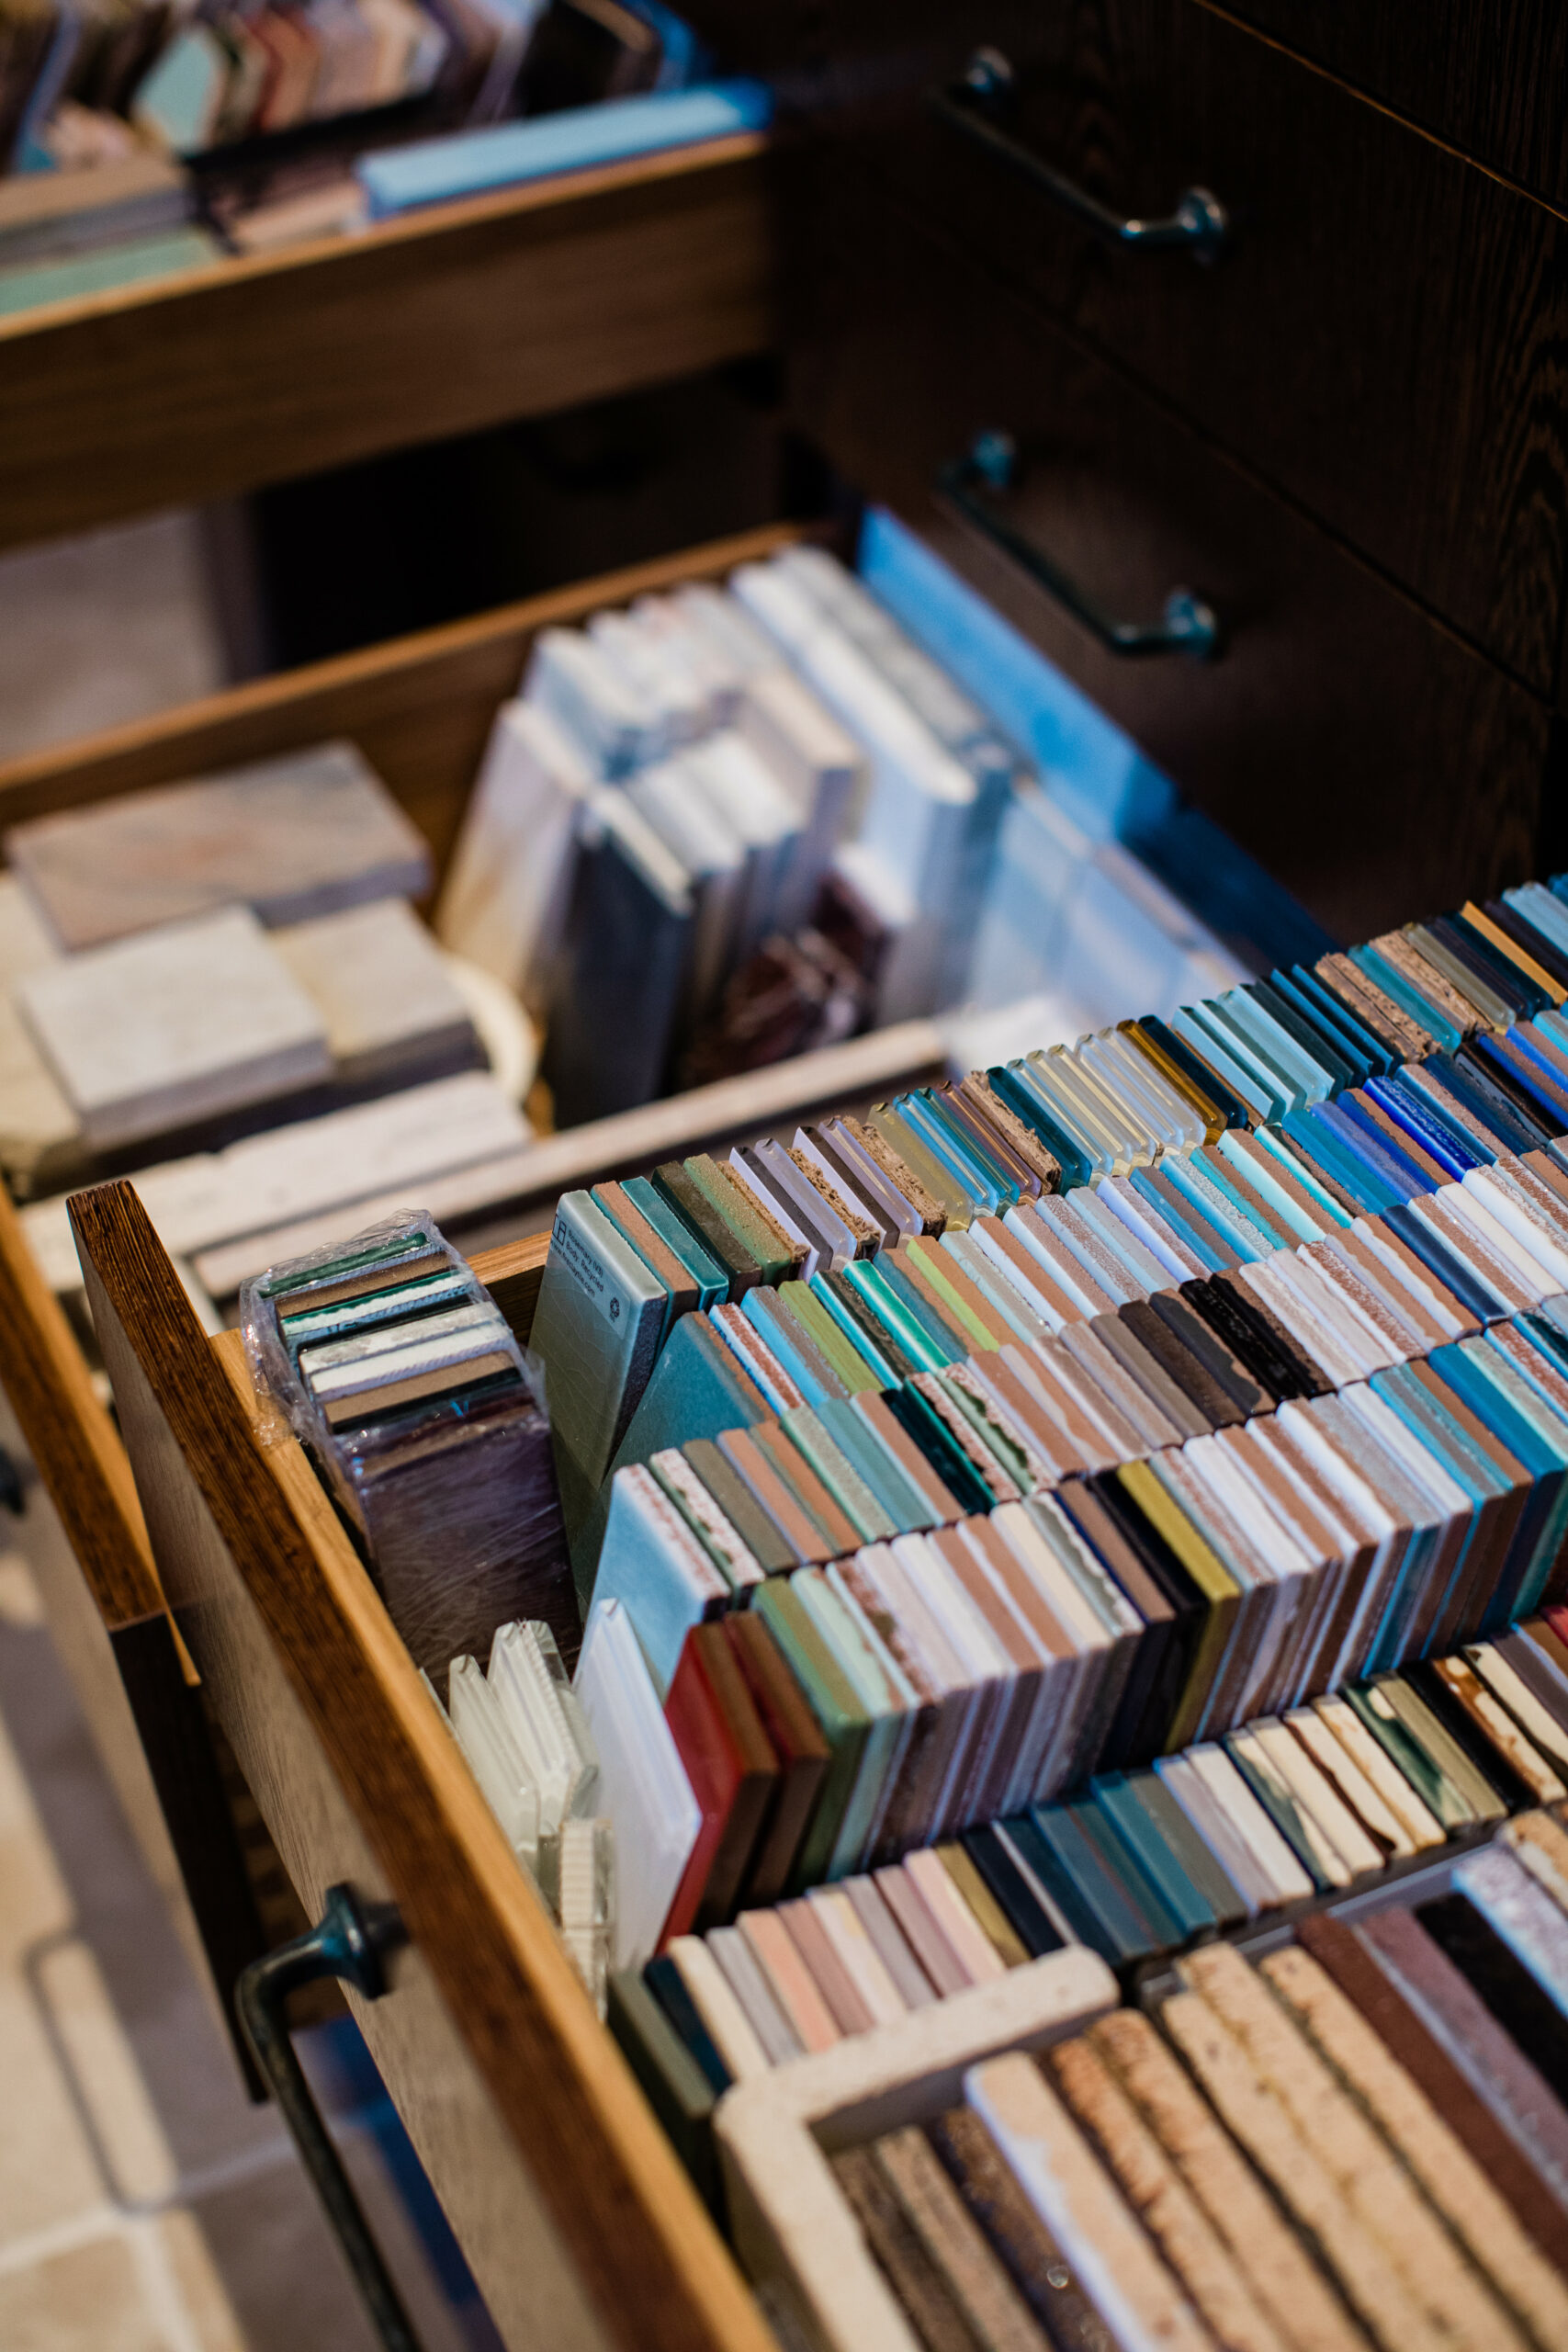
[{"left": 552, "top": 1211, "right": 626, "bottom": 1330}]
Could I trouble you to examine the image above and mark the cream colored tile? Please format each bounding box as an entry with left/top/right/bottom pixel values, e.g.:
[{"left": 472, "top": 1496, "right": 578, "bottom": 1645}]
[
  {"left": 0, "top": 2226, "right": 165, "bottom": 2352},
  {"left": 0, "top": 1972, "right": 104, "bottom": 2246},
  {"left": 152, "top": 2211, "right": 247, "bottom": 2352},
  {"left": 0, "top": 1705, "right": 73, "bottom": 1963},
  {"left": 0, "top": 1552, "right": 45, "bottom": 1629},
  {"left": 34, "top": 1940, "right": 178, "bottom": 2207}
]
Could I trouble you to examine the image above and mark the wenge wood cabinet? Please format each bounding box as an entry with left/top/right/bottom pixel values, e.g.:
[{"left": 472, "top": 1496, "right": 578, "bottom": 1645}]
[
  {"left": 787, "top": 167, "right": 1549, "bottom": 946},
  {"left": 677, "top": 0, "right": 1568, "bottom": 936},
  {"left": 851, "top": 0, "right": 1568, "bottom": 697}
]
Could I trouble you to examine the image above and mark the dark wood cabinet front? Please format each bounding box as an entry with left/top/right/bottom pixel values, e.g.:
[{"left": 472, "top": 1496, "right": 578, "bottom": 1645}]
[{"left": 787, "top": 169, "right": 1551, "bottom": 947}]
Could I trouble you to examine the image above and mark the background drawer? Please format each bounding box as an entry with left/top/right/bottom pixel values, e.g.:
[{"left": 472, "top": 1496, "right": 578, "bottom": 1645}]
[
  {"left": 0, "top": 137, "right": 773, "bottom": 559},
  {"left": 1219, "top": 0, "right": 1568, "bottom": 211},
  {"left": 845, "top": 0, "right": 1568, "bottom": 700},
  {"left": 789, "top": 172, "right": 1552, "bottom": 946}
]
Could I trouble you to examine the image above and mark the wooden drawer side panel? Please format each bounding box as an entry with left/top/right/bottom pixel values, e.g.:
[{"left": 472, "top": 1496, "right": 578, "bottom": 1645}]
[{"left": 71, "top": 1178, "right": 773, "bottom": 2352}]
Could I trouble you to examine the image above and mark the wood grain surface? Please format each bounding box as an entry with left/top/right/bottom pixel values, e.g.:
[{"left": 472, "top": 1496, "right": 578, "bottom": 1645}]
[
  {"left": 0, "top": 1165, "right": 158, "bottom": 1628},
  {"left": 683, "top": 0, "right": 1568, "bottom": 213},
  {"left": 841, "top": 0, "right": 1568, "bottom": 695},
  {"left": 0, "top": 521, "right": 809, "bottom": 880},
  {"left": 0, "top": 135, "right": 776, "bottom": 556},
  {"left": 1202, "top": 0, "right": 1568, "bottom": 210},
  {"left": 788, "top": 167, "right": 1551, "bottom": 944},
  {"left": 70, "top": 1178, "right": 777, "bottom": 2352}
]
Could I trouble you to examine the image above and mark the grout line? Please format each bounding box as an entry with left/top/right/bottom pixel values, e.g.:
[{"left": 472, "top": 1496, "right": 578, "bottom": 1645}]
[{"left": 18, "top": 1924, "right": 318, "bottom": 2222}]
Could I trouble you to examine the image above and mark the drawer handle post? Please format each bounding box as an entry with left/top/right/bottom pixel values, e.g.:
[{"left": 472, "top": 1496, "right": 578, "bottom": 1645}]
[
  {"left": 939, "top": 431, "right": 1224, "bottom": 660},
  {"left": 237, "top": 1883, "right": 421, "bottom": 2352},
  {"left": 932, "top": 49, "right": 1229, "bottom": 257}
]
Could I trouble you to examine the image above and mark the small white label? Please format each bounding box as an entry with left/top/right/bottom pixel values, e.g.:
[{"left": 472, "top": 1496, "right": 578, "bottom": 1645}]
[{"left": 553, "top": 1211, "right": 626, "bottom": 1332}]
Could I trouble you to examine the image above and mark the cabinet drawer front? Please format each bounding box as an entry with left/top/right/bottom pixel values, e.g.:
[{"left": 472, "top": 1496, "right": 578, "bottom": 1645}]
[
  {"left": 837, "top": 0, "right": 1568, "bottom": 696},
  {"left": 791, "top": 176, "right": 1549, "bottom": 946},
  {"left": 689, "top": 0, "right": 1568, "bottom": 215},
  {"left": 1219, "top": 0, "right": 1568, "bottom": 212}
]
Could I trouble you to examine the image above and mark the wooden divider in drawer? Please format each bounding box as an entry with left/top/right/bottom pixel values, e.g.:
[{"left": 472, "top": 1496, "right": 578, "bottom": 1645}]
[
  {"left": 0, "top": 134, "right": 776, "bottom": 558},
  {"left": 790, "top": 181, "right": 1551, "bottom": 947},
  {"left": 848, "top": 0, "right": 1568, "bottom": 696}
]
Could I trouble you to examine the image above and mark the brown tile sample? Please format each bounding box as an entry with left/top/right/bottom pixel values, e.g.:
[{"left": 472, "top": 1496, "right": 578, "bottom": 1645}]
[
  {"left": 925, "top": 2108, "right": 1110, "bottom": 2352},
  {"left": 872, "top": 2123, "right": 1053, "bottom": 2352}
]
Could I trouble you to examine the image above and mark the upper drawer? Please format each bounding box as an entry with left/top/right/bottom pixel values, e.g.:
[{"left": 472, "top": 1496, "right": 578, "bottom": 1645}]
[
  {"left": 1221, "top": 0, "right": 1568, "bottom": 211},
  {"left": 0, "top": 136, "right": 774, "bottom": 557},
  {"left": 843, "top": 0, "right": 1568, "bottom": 699},
  {"left": 687, "top": 1, "right": 1568, "bottom": 212},
  {"left": 788, "top": 164, "right": 1551, "bottom": 947}
]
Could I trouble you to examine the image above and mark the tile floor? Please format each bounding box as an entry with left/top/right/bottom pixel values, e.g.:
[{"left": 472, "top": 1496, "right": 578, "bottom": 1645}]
[{"left": 0, "top": 1530, "right": 504, "bottom": 2352}]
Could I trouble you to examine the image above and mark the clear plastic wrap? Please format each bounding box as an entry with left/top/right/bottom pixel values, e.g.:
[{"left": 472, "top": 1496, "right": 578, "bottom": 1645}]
[{"left": 241, "top": 1210, "right": 578, "bottom": 1690}]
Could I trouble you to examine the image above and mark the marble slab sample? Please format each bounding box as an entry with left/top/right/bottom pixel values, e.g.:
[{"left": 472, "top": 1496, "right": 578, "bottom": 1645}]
[
  {"left": 272, "top": 897, "right": 480, "bottom": 1084},
  {"left": 20, "top": 1069, "right": 530, "bottom": 1295},
  {"left": 5, "top": 741, "right": 432, "bottom": 950},
  {"left": 16, "top": 906, "right": 333, "bottom": 1148}
]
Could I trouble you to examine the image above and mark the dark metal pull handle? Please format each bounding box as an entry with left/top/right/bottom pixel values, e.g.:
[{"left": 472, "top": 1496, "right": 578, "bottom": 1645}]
[
  {"left": 931, "top": 48, "right": 1229, "bottom": 257},
  {"left": 939, "top": 431, "right": 1224, "bottom": 660},
  {"left": 237, "top": 1883, "right": 420, "bottom": 2352}
]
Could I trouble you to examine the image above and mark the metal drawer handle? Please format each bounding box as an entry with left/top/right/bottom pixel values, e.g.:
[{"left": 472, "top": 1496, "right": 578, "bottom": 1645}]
[
  {"left": 931, "top": 48, "right": 1229, "bottom": 258},
  {"left": 939, "top": 431, "right": 1224, "bottom": 660},
  {"left": 238, "top": 1883, "right": 421, "bottom": 2352}
]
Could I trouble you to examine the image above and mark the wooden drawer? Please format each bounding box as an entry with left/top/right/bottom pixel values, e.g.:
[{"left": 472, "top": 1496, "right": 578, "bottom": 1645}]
[
  {"left": 687, "top": 0, "right": 1568, "bottom": 216},
  {"left": 70, "top": 1185, "right": 758, "bottom": 2352},
  {"left": 1218, "top": 1, "right": 1568, "bottom": 212},
  {"left": 0, "top": 133, "right": 775, "bottom": 556},
  {"left": 786, "top": 171, "right": 1551, "bottom": 946},
  {"left": 0, "top": 520, "right": 946, "bottom": 2070},
  {"left": 824, "top": 0, "right": 1568, "bottom": 698}
]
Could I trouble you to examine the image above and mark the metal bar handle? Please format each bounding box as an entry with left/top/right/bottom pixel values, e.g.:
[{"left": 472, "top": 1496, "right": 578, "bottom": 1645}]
[
  {"left": 237, "top": 1883, "right": 420, "bottom": 2352},
  {"left": 931, "top": 48, "right": 1229, "bottom": 257},
  {"left": 940, "top": 431, "right": 1223, "bottom": 660}
]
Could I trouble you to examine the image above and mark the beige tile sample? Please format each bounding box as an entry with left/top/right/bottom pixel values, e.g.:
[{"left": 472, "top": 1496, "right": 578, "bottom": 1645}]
[
  {"left": 17, "top": 906, "right": 333, "bottom": 1148},
  {"left": 20, "top": 1068, "right": 532, "bottom": 1297},
  {"left": 1260, "top": 1943, "right": 1568, "bottom": 2352},
  {"left": 1089, "top": 2009, "right": 1368, "bottom": 2352},
  {"left": 5, "top": 741, "right": 431, "bottom": 950},
  {"left": 434, "top": 699, "right": 593, "bottom": 1014},
  {"left": 272, "top": 897, "right": 479, "bottom": 1082},
  {"left": 1159, "top": 1987, "right": 1437, "bottom": 2352},
  {"left": 0, "top": 874, "right": 79, "bottom": 1182},
  {"left": 1177, "top": 1943, "right": 1524, "bottom": 2352},
  {"left": 1049, "top": 2033, "right": 1291, "bottom": 2352}
]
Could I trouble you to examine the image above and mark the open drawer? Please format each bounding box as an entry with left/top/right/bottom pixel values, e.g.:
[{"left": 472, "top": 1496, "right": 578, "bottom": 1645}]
[
  {"left": 0, "top": 131, "right": 775, "bottom": 555},
  {"left": 0, "top": 520, "right": 949, "bottom": 2064},
  {"left": 71, "top": 1179, "right": 770, "bottom": 2352}
]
